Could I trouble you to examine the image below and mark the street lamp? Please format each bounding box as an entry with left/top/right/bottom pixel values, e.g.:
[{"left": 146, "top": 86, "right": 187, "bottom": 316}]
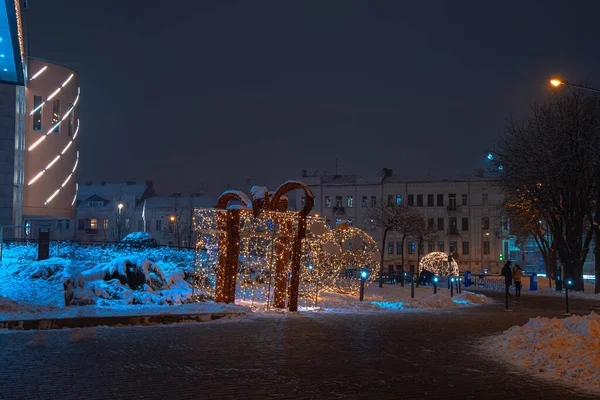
[
  {"left": 433, "top": 276, "right": 438, "bottom": 294},
  {"left": 359, "top": 270, "right": 368, "bottom": 301},
  {"left": 549, "top": 78, "right": 600, "bottom": 94}
]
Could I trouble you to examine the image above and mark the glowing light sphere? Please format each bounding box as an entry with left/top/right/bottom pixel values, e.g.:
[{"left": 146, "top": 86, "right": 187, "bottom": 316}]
[
  {"left": 419, "top": 251, "right": 459, "bottom": 277},
  {"left": 302, "top": 226, "right": 379, "bottom": 295}
]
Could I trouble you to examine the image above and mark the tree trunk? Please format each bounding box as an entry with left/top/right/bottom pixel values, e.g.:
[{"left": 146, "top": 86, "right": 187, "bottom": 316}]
[
  {"left": 415, "top": 239, "right": 422, "bottom": 288},
  {"left": 564, "top": 259, "right": 585, "bottom": 291},
  {"left": 595, "top": 187, "right": 600, "bottom": 294},
  {"left": 379, "top": 228, "right": 389, "bottom": 288},
  {"left": 400, "top": 235, "right": 406, "bottom": 287}
]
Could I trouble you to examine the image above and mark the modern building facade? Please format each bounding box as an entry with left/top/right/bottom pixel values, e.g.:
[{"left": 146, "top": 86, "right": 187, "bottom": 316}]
[{"left": 297, "top": 169, "right": 511, "bottom": 275}]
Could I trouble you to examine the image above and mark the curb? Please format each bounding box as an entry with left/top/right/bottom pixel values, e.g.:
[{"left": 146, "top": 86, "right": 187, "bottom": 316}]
[{"left": 0, "top": 312, "right": 245, "bottom": 331}]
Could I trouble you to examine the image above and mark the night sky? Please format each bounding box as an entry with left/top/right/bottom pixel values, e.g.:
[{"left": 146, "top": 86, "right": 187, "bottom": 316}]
[{"left": 25, "top": 1, "right": 600, "bottom": 195}]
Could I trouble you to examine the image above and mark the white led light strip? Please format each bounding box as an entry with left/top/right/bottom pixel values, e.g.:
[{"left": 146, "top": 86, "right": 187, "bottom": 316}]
[
  {"left": 27, "top": 120, "right": 80, "bottom": 186},
  {"left": 72, "top": 183, "right": 79, "bottom": 206},
  {"left": 29, "top": 88, "right": 80, "bottom": 151},
  {"left": 29, "top": 66, "right": 48, "bottom": 81},
  {"left": 29, "top": 74, "right": 74, "bottom": 116},
  {"left": 45, "top": 151, "right": 79, "bottom": 206}
]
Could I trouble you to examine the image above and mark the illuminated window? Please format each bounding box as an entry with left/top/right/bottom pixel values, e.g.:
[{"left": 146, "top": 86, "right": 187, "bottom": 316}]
[
  {"left": 33, "top": 95, "right": 42, "bottom": 131},
  {"left": 103, "top": 219, "right": 108, "bottom": 230},
  {"left": 347, "top": 196, "right": 353, "bottom": 207},
  {"left": 408, "top": 242, "right": 415, "bottom": 254},
  {"left": 90, "top": 218, "right": 98, "bottom": 230},
  {"left": 387, "top": 241, "right": 394, "bottom": 254},
  {"left": 68, "top": 103, "right": 73, "bottom": 136},
  {"left": 396, "top": 194, "right": 402, "bottom": 205},
  {"left": 52, "top": 99, "right": 61, "bottom": 133},
  {"left": 325, "top": 196, "right": 331, "bottom": 208}
]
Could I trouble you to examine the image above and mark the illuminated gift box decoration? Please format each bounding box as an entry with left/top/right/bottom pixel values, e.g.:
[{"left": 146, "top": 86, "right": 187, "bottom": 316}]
[{"left": 193, "top": 180, "right": 379, "bottom": 310}]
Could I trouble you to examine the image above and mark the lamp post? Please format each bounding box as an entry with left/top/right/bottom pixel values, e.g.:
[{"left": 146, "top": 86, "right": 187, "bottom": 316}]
[
  {"left": 565, "top": 279, "right": 573, "bottom": 315},
  {"left": 433, "top": 276, "right": 438, "bottom": 294},
  {"left": 550, "top": 79, "right": 600, "bottom": 94},
  {"left": 117, "top": 203, "right": 124, "bottom": 241},
  {"left": 450, "top": 277, "right": 454, "bottom": 297}
]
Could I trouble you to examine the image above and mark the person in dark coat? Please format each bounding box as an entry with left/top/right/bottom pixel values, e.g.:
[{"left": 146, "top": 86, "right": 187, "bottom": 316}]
[
  {"left": 513, "top": 263, "right": 523, "bottom": 297},
  {"left": 501, "top": 261, "right": 513, "bottom": 296}
]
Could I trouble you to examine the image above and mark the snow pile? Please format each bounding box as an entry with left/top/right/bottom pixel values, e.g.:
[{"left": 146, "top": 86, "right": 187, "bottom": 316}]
[
  {"left": 302, "top": 284, "right": 491, "bottom": 312},
  {"left": 493, "top": 313, "right": 600, "bottom": 390}
]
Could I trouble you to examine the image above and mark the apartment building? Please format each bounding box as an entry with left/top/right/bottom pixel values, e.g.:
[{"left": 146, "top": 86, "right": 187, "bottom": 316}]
[{"left": 297, "top": 169, "right": 510, "bottom": 275}]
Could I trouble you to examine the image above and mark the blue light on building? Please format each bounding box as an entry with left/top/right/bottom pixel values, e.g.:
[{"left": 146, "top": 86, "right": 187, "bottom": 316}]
[{"left": 0, "top": 0, "right": 25, "bottom": 85}]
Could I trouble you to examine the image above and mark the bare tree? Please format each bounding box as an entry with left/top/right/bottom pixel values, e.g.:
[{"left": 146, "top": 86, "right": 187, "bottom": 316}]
[
  {"left": 364, "top": 202, "right": 422, "bottom": 287},
  {"left": 494, "top": 87, "right": 600, "bottom": 291},
  {"left": 111, "top": 198, "right": 133, "bottom": 242},
  {"left": 410, "top": 216, "right": 437, "bottom": 287},
  {"left": 164, "top": 196, "right": 194, "bottom": 249}
]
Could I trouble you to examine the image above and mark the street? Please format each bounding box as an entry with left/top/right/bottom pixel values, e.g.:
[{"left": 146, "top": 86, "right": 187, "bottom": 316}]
[{"left": 1, "top": 291, "right": 599, "bottom": 399}]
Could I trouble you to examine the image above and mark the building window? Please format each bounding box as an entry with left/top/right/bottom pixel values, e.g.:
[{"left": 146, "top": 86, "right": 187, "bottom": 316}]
[
  {"left": 52, "top": 99, "right": 61, "bottom": 133},
  {"left": 145, "top": 220, "right": 151, "bottom": 232},
  {"left": 78, "top": 219, "right": 85, "bottom": 230},
  {"left": 388, "top": 241, "right": 394, "bottom": 254},
  {"left": 437, "top": 218, "right": 444, "bottom": 230},
  {"left": 362, "top": 196, "right": 367, "bottom": 207},
  {"left": 90, "top": 218, "right": 98, "bottom": 230},
  {"left": 482, "top": 193, "right": 489, "bottom": 205},
  {"left": 438, "top": 242, "right": 445, "bottom": 252},
  {"left": 348, "top": 218, "right": 353, "bottom": 226},
  {"left": 347, "top": 196, "right": 353, "bottom": 208},
  {"left": 57, "top": 220, "right": 62, "bottom": 231},
  {"left": 449, "top": 241, "right": 458, "bottom": 254},
  {"left": 68, "top": 103, "right": 74, "bottom": 136},
  {"left": 463, "top": 241, "right": 470, "bottom": 254},
  {"left": 449, "top": 217, "right": 458, "bottom": 234},
  {"left": 396, "top": 194, "right": 402, "bottom": 205},
  {"left": 427, "top": 194, "right": 434, "bottom": 207},
  {"left": 371, "top": 196, "right": 377, "bottom": 207},
  {"left": 428, "top": 218, "right": 435, "bottom": 229},
  {"left": 65, "top": 220, "right": 70, "bottom": 230},
  {"left": 461, "top": 194, "right": 468, "bottom": 206},
  {"left": 156, "top": 219, "right": 162, "bottom": 232},
  {"left": 448, "top": 193, "right": 457, "bottom": 211},
  {"left": 33, "top": 95, "right": 42, "bottom": 131},
  {"left": 325, "top": 196, "right": 331, "bottom": 208},
  {"left": 482, "top": 217, "right": 490, "bottom": 230},
  {"left": 428, "top": 242, "right": 434, "bottom": 253},
  {"left": 408, "top": 241, "right": 415, "bottom": 254},
  {"left": 484, "top": 241, "right": 490, "bottom": 254},
  {"left": 335, "top": 196, "right": 342, "bottom": 208},
  {"left": 387, "top": 195, "right": 393, "bottom": 206},
  {"left": 437, "top": 194, "right": 444, "bottom": 207},
  {"left": 103, "top": 219, "right": 109, "bottom": 230},
  {"left": 462, "top": 217, "right": 469, "bottom": 231},
  {"left": 417, "top": 194, "right": 423, "bottom": 207},
  {"left": 301, "top": 196, "right": 305, "bottom": 206},
  {"left": 408, "top": 195, "right": 414, "bottom": 206},
  {"left": 396, "top": 241, "right": 403, "bottom": 254},
  {"left": 137, "top": 220, "right": 144, "bottom": 231},
  {"left": 326, "top": 218, "right": 331, "bottom": 229}
]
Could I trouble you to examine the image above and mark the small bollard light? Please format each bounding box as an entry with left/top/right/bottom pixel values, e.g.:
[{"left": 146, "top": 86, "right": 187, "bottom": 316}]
[
  {"left": 359, "top": 270, "right": 368, "bottom": 301},
  {"left": 450, "top": 277, "right": 455, "bottom": 297},
  {"left": 433, "top": 276, "right": 439, "bottom": 294},
  {"left": 565, "top": 279, "right": 572, "bottom": 314}
]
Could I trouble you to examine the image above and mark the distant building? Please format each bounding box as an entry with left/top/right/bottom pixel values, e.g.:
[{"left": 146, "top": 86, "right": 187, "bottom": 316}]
[{"left": 296, "top": 169, "right": 510, "bottom": 275}]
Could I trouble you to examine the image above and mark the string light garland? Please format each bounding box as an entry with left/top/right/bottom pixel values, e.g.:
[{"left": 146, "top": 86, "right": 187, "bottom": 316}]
[{"left": 419, "top": 251, "right": 459, "bottom": 277}]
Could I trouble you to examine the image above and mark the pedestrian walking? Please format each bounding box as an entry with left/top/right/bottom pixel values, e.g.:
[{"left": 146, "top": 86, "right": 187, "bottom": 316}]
[
  {"left": 501, "top": 261, "right": 513, "bottom": 296},
  {"left": 513, "top": 263, "right": 523, "bottom": 297}
]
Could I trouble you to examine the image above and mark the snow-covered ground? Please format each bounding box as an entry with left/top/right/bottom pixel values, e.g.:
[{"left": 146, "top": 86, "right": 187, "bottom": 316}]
[
  {"left": 0, "top": 243, "right": 490, "bottom": 322},
  {"left": 492, "top": 312, "right": 600, "bottom": 392},
  {"left": 474, "top": 278, "right": 599, "bottom": 300}
]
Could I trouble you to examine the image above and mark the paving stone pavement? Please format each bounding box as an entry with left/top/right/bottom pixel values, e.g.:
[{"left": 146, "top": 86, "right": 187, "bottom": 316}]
[{"left": 1, "top": 290, "right": 599, "bottom": 399}]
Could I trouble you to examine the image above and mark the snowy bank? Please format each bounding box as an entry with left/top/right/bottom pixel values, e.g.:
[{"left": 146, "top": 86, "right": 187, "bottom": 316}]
[{"left": 492, "top": 313, "right": 600, "bottom": 391}]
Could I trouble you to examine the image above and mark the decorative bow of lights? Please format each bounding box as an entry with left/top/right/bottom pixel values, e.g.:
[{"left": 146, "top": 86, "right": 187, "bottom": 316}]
[{"left": 210, "top": 180, "right": 315, "bottom": 311}]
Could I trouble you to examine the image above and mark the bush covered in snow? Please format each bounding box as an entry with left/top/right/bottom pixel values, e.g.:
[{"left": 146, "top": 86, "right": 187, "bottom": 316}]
[
  {"left": 65, "top": 257, "right": 194, "bottom": 306},
  {"left": 121, "top": 232, "right": 157, "bottom": 247}
]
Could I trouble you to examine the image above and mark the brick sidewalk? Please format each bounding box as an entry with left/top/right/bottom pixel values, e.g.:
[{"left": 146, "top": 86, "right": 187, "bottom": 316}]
[{"left": 1, "top": 294, "right": 599, "bottom": 399}]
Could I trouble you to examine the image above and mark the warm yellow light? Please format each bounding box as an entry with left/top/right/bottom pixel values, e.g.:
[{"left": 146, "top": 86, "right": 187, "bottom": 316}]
[
  {"left": 169, "top": 215, "right": 176, "bottom": 222},
  {"left": 118, "top": 203, "right": 123, "bottom": 210},
  {"left": 485, "top": 232, "right": 490, "bottom": 236},
  {"left": 550, "top": 79, "right": 563, "bottom": 87}
]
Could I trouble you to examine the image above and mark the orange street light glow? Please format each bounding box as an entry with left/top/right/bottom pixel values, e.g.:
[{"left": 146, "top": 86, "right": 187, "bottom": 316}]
[{"left": 550, "top": 79, "right": 563, "bottom": 87}]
